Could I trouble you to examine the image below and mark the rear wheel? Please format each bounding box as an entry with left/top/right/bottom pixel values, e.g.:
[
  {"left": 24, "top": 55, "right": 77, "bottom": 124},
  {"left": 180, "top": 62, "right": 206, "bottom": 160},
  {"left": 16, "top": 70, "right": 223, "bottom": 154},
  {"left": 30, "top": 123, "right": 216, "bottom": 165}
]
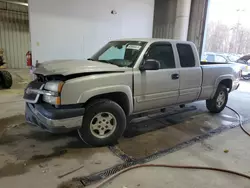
[
  {"left": 77, "top": 99, "right": 126, "bottom": 147},
  {"left": 0, "top": 70, "right": 12, "bottom": 89},
  {"left": 206, "top": 84, "right": 228, "bottom": 113}
]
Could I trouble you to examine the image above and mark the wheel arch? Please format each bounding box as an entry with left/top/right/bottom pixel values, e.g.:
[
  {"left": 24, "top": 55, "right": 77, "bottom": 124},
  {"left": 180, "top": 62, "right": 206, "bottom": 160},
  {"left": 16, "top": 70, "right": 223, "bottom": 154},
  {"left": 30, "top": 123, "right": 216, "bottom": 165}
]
[
  {"left": 219, "top": 79, "right": 232, "bottom": 92},
  {"left": 212, "top": 75, "right": 233, "bottom": 98},
  {"left": 78, "top": 85, "right": 133, "bottom": 116}
]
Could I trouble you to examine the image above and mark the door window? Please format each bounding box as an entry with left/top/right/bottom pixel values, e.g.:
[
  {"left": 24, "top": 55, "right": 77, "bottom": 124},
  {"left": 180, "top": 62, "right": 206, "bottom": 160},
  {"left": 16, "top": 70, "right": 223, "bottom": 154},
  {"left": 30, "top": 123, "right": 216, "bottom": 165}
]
[
  {"left": 146, "top": 44, "right": 175, "bottom": 69},
  {"left": 177, "top": 44, "right": 195, "bottom": 67}
]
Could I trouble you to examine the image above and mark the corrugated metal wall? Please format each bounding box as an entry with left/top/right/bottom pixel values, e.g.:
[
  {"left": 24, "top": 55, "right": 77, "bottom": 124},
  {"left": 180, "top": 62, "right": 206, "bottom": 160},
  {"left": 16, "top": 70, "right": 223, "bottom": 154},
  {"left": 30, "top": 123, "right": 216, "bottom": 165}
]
[
  {"left": 153, "top": 0, "right": 208, "bottom": 55},
  {"left": 187, "top": 0, "right": 208, "bottom": 56},
  {"left": 0, "top": 0, "right": 30, "bottom": 68},
  {"left": 153, "top": 0, "right": 177, "bottom": 39}
]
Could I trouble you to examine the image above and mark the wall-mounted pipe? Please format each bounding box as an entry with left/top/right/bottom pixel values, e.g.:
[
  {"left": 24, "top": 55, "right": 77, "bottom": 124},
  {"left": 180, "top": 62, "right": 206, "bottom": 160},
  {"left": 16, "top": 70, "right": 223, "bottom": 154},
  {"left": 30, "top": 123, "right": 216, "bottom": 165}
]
[{"left": 0, "top": 0, "right": 28, "bottom": 6}]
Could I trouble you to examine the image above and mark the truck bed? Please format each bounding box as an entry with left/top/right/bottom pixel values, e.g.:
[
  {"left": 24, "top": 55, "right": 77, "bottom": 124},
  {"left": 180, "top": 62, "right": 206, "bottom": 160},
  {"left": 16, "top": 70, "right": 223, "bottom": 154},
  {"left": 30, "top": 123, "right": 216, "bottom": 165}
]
[
  {"left": 201, "top": 61, "right": 245, "bottom": 73},
  {"left": 200, "top": 61, "right": 228, "bottom": 65},
  {"left": 198, "top": 62, "right": 240, "bottom": 100}
]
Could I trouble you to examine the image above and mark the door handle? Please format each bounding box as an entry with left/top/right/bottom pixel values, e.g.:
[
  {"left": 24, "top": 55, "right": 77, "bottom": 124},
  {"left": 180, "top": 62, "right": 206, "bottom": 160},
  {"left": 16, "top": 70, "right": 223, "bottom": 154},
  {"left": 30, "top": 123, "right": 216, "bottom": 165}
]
[{"left": 171, "top": 73, "right": 179, "bottom": 80}]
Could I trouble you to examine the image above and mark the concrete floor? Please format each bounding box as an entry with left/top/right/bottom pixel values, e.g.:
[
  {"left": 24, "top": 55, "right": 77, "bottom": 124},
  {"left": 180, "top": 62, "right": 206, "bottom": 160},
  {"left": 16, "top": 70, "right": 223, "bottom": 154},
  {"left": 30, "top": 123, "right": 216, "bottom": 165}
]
[
  {"left": 96, "top": 125, "right": 250, "bottom": 188},
  {"left": 0, "top": 69, "right": 250, "bottom": 188}
]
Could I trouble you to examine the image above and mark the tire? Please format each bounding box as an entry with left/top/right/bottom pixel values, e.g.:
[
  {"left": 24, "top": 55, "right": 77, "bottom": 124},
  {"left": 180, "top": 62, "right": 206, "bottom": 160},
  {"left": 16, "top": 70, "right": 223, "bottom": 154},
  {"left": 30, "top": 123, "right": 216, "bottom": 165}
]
[
  {"left": 0, "top": 70, "right": 12, "bottom": 89},
  {"left": 206, "top": 84, "right": 228, "bottom": 113},
  {"left": 77, "top": 99, "right": 126, "bottom": 147},
  {"left": 242, "top": 75, "right": 250, "bottom": 80}
]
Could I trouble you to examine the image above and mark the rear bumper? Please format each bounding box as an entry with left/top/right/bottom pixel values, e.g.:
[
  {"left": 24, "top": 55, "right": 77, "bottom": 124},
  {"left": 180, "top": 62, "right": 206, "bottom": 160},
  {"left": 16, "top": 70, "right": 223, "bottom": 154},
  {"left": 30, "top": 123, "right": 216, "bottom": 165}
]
[{"left": 25, "top": 103, "right": 84, "bottom": 133}]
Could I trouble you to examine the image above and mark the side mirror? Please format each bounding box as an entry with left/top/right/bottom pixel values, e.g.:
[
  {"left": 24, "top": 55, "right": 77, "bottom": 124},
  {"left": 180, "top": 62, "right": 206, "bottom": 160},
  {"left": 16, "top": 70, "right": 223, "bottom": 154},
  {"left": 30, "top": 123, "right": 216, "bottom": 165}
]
[{"left": 140, "top": 59, "right": 160, "bottom": 71}]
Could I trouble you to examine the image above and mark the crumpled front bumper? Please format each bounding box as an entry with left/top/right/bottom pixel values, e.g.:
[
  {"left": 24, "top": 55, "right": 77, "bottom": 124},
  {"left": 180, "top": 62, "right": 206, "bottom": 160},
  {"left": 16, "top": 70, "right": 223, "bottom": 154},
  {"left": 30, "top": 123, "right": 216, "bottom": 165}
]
[{"left": 25, "top": 103, "right": 84, "bottom": 133}]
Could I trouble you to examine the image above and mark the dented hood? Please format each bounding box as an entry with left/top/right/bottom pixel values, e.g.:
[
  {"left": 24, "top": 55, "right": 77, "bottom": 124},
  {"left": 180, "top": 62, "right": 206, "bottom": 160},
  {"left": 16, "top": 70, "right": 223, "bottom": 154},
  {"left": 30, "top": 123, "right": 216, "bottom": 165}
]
[{"left": 33, "top": 60, "right": 126, "bottom": 76}]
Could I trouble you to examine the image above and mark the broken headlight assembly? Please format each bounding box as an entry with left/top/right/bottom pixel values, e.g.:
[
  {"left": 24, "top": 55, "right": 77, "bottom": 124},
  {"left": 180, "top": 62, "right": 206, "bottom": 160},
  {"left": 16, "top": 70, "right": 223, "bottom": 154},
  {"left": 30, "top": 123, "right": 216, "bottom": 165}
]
[{"left": 42, "top": 81, "right": 64, "bottom": 105}]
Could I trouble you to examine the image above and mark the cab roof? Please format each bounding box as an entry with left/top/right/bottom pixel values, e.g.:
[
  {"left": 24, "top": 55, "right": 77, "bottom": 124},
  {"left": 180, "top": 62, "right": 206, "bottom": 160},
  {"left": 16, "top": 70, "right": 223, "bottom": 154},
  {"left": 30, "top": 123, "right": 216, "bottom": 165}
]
[{"left": 113, "top": 38, "right": 194, "bottom": 44}]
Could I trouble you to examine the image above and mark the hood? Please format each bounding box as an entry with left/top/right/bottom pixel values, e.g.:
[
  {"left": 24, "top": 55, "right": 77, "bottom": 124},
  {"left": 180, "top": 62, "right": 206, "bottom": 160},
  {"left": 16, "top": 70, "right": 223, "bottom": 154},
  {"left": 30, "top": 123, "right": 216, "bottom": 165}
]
[
  {"left": 33, "top": 60, "right": 126, "bottom": 76},
  {"left": 237, "top": 55, "right": 250, "bottom": 62}
]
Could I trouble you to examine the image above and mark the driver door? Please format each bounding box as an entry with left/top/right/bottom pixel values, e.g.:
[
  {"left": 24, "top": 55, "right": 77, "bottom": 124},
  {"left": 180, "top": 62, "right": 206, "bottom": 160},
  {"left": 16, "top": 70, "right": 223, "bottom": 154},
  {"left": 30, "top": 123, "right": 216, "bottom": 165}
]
[{"left": 133, "top": 42, "right": 180, "bottom": 113}]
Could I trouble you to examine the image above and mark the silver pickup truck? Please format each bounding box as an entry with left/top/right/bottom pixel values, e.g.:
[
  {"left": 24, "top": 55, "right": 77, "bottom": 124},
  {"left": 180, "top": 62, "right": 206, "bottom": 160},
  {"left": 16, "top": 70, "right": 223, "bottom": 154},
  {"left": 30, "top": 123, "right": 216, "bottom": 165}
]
[{"left": 24, "top": 38, "right": 240, "bottom": 146}]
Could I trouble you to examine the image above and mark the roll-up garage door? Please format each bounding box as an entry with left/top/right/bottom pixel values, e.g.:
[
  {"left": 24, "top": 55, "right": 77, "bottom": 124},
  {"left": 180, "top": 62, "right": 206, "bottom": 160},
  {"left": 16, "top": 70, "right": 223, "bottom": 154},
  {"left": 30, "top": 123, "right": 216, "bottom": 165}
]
[{"left": 0, "top": 0, "right": 30, "bottom": 68}]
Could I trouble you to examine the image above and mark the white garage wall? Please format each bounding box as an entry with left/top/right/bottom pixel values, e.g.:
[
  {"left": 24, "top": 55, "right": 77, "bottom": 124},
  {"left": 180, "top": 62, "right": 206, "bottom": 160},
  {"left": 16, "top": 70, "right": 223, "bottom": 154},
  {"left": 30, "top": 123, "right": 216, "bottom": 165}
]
[{"left": 28, "top": 0, "right": 154, "bottom": 64}]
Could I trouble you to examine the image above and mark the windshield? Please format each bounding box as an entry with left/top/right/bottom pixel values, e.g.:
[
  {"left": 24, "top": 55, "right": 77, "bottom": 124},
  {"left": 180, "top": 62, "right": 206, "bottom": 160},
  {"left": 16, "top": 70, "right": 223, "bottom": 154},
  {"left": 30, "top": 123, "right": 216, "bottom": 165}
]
[{"left": 90, "top": 41, "right": 147, "bottom": 67}]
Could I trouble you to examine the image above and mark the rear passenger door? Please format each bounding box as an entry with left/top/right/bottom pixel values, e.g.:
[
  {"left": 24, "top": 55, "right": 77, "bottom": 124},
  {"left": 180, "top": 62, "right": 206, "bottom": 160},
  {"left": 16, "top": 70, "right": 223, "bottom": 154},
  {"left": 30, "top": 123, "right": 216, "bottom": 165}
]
[{"left": 176, "top": 43, "right": 202, "bottom": 103}]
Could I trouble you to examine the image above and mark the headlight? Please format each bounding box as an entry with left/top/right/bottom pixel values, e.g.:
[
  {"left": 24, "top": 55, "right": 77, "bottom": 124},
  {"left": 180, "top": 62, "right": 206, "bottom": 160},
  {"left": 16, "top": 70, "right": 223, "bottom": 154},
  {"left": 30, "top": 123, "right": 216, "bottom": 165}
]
[
  {"left": 43, "top": 95, "right": 60, "bottom": 105},
  {"left": 44, "top": 81, "right": 64, "bottom": 92},
  {"left": 42, "top": 81, "right": 64, "bottom": 105}
]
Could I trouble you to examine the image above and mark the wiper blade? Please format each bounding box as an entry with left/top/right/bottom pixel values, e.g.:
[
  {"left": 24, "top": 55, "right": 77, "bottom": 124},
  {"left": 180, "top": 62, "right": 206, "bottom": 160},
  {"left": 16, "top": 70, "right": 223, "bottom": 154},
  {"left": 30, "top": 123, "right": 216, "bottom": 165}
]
[
  {"left": 98, "top": 60, "right": 110, "bottom": 63},
  {"left": 98, "top": 60, "right": 120, "bottom": 67},
  {"left": 88, "top": 59, "right": 120, "bottom": 67}
]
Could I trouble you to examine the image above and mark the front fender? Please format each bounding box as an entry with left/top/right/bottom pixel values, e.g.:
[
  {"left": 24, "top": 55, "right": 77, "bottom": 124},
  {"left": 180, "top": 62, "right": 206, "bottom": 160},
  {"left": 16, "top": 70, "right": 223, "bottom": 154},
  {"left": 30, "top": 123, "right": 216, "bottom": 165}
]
[{"left": 77, "top": 85, "right": 133, "bottom": 115}]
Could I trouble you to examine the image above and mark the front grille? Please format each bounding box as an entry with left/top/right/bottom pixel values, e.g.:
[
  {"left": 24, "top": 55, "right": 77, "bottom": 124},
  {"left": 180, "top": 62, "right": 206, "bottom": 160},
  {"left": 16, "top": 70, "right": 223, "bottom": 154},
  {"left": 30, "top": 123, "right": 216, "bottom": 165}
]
[
  {"left": 36, "top": 74, "right": 48, "bottom": 82},
  {"left": 23, "top": 81, "right": 44, "bottom": 102},
  {"left": 36, "top": 74, "right": 67, "bottom": 82}
]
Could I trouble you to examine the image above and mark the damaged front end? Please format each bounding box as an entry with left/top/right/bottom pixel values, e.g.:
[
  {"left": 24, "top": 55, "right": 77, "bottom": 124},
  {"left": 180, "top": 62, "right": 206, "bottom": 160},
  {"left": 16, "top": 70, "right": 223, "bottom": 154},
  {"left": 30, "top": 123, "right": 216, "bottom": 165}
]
[{"left": 23, "top": 74, "right": 85, "bottom": 133}]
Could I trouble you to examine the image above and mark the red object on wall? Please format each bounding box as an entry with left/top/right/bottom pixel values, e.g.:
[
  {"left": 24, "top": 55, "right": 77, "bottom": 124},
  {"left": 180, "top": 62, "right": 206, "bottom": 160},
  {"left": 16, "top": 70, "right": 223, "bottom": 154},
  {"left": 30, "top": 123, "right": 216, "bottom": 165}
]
[{"left": 26, "top": 51, "right": 32, "bottom": 67}]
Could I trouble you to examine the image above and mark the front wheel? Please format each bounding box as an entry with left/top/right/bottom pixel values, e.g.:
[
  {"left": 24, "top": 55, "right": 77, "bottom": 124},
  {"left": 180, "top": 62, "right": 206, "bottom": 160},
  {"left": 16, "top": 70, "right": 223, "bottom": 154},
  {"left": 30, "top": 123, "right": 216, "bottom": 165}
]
[
  {"left": 77, "top": 99, "right": 126, "bottom": 147},
  {"left": 206, "top": 84, "right": 228, "bottom": 113}
]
